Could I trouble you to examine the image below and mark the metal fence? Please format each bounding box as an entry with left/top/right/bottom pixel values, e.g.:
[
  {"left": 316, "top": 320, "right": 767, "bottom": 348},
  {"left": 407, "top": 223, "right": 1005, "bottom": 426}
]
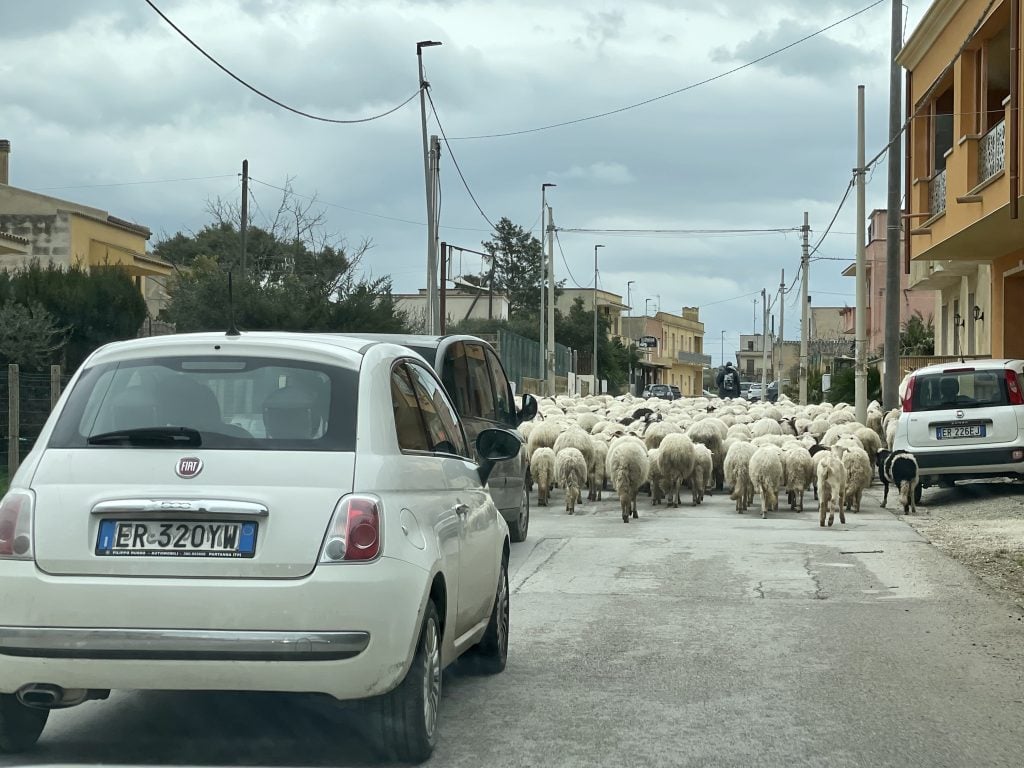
[
  {"left": 3, "top": 365, "right": 71, "bottom": 481},
  {"left": 490, "top": 329, "right": 571, "bottom": 394}
]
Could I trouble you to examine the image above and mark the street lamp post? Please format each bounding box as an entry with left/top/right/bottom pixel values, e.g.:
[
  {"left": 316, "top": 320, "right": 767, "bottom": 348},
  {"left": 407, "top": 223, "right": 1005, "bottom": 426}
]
[
  {"left": 539, "top": 183, "right": 556, "bottom": 382},
  {"left": 593, "top": 244, "right": 604, "bottom": 395},
  {"left": 417, "top": 40, "right": 442, "bottom": 332},
  {"left": 721, "top": 330, "right": 726, "bottom": 368},
  {"left": 626, "top": 280, "right": 635, "bottom": 393}
]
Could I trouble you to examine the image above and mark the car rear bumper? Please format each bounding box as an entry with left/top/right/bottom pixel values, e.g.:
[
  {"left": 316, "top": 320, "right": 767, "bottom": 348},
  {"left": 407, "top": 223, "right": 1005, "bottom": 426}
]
[
  {"left": 0, "top": 627, "right": 370, "bottom": 661},
  {"left": 908, "top": 445, "right": 1024, "bottom": 480},
  {"left": 0, "top": 557, "right": 429, "bottom": 700}
]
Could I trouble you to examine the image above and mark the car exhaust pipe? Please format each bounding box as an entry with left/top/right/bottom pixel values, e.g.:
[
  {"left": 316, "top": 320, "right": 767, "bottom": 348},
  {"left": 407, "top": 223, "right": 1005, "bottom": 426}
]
[{"left": 16, "top": 684, "right": 109, "bottom": 710}]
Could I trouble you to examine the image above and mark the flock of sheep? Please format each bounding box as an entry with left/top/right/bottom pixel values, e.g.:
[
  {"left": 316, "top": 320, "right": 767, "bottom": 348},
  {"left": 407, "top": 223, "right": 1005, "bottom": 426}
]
[{"left": 519, "top": 392, "right": 918, "bottom": 527}]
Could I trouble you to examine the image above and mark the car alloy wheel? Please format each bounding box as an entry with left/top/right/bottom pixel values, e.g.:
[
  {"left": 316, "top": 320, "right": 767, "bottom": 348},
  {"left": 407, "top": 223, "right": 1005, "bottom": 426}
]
[
  {"left": 510, "top": 488, "right": 529, "bottom": 542},
  {"left": 422, "top": 615, "right": 441, "bottom": 738}
]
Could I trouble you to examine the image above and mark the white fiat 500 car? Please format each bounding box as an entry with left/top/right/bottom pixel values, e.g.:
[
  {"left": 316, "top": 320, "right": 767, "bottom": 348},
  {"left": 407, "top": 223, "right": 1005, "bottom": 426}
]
[
  {"left": 0, "top": 332, "right": 521, "bottom": 762},
  {"left": 892, "top": 359, "right": 1024, "bottom": 499}
]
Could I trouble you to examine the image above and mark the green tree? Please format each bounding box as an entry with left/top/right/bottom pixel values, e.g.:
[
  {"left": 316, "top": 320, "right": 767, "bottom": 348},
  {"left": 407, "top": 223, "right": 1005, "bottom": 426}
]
[
  {"left": 554, "top": 297, "right": 636, "bottom": 393},
  {"left": 156, "top": 184, "right": 408, "bottom": 334},
  {"left": 480, "top": 217, "right": 555, "bottom": 318},
  {"left": 0, "top": 262, "right": 146, "bottom": 370},
  {"left": 0, "top": 301, "right": 66, "bottom": 371},
  {"left": 899, "top": 311, "right": 935, "bottom": 355},
  {"left": 827, "top": 365, "right": 882, "bottom": 405}
]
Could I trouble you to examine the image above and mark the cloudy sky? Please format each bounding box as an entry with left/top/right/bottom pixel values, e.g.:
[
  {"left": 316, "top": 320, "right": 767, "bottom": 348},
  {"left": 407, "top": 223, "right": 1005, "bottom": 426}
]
[{"left": 1, "top": 0, "right": 926, "bottom": 365}]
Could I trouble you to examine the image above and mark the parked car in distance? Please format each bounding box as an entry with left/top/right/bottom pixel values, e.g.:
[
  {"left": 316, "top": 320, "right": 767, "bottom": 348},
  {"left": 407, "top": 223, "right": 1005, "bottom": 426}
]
[
  {"left": 644, "top": 384, "right": 675, "bottom": 401},
  {"left": 670, "top": 385, "right": 682, "bottom": 400},
  {"left": 747, "top": 382, "right": 763, "bottom": 401},
  {"left": 893, "top": 359, "right": 1024, "bottom": 502},
  {"left": 0, "top": 331, "right": 522, "bottom": 762},
  {"left": 341, "top": 334, "right": 537, "bottom": 542}
]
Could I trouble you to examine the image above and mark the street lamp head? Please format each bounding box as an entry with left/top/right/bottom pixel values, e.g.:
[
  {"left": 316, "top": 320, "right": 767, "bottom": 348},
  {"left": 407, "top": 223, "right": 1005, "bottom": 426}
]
[
  {"left": 417, "top": 40, "right": 443, "bottom": 50},
  {"left": 595, "top": 244, "right": 605, "bottom": 250},
  {"left": 542, "top": 182, "right": 557, "bottom": 190}
]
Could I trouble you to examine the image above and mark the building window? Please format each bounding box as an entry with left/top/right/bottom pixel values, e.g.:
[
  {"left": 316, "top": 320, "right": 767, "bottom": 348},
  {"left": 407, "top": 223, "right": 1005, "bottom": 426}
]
[
  {"left": 747, "top": 341, "right": 754, "bottom": 351},
  {"left": 746, "top": 358, "right": 754, "bottom": 375}
]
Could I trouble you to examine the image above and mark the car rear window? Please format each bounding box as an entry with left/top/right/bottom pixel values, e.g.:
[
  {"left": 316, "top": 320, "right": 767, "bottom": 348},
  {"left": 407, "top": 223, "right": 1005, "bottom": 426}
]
[
  {"left": 49, "top": 356, "right": 358, "bottom": 451},
  {"left": 911, "top": 369, "right": 1009, "bottom": 411}
]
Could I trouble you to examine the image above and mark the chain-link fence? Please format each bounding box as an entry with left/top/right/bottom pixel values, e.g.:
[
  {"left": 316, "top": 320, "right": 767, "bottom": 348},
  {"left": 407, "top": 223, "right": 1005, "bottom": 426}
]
[{"left": 3, "top": 365, "right": 71, "bottom": 482}]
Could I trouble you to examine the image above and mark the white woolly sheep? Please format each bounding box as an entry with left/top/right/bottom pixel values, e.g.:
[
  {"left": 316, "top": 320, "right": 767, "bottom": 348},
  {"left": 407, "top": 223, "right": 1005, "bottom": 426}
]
[
  {"left": 587, "top": 437, "right": 609, "bottom": 501},
  {"left": 531, "top": 447, "right": 557, "bottom": 506},
  {"left": 658, "top": 432, "right": 697, "bottom": 507},
  {"left": 644, "top": 420, "right": 682, "bottom": 450},
  {"left": 691, "top": 444, "right": 714, "bottom": 505},
  {"left": 556, "top": 447, "right": 588, "bottom": 515},
  {"left": 751, "top": 418, "right": 784, "bottom": 437},
  {"left": 840, "top": 444, "right": 873, "bottom": 514},
  {"left": 553, "top": 427, "right": 595, "bottom": 468},
  {"left": 648, "top": 448, "right": 665, "bottom": 505},
  {"left": 724, "top": 440, "right": 756, "bottom": 513},
  {"left": 816, "top": 452, "right": 848, "bottom": 527},
  {"left": 577, "top": 412, "right": 601, "bottom": 434},
  {"left": 782, "top": 444, "right": 815, "bottom": 512},
  {"left": 853, "top": 426, "right": 882, "bottom": 469},
  {"left": 606, "top": 437, "right": 650, "bottom": 522},
  {"left": 749, "top": 445, "right": 784, "bottom": 518},
  {"left": 687, "top": 418, "right": 726, "bottom": 491}
]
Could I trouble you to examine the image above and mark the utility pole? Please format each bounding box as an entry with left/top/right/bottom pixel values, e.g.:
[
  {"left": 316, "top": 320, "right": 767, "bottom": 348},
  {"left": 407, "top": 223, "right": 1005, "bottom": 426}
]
[
  {"left": 426, "top": 135, "right": 441, "bottom": 333},
  {"left": 761, "top": 288, "right": 769, "bottom": 398},
  {"left": 799, "top": 211, "right": 810, "bottom": 405},
  {"left": 546, "top": 204, "right": 556, "bottom": 396},
  {"left": 626, "top": 280, "right": 635, "bottom": 393},
  {"left": 417, "top": 42, "right": 441, "bottom": 332},
  {"left": 240, "top": 159, "right": 248, "bottom": 277},
  {"left": 883, "top": 0, "right": 903, "bottom": 409},
  {"left": 777, "top": 269, "right": 785, "bottom": 387},
  {"left": 855, "top": 84, "right": 868, "bottom": 424},
  {"left": 540, "top": 183, "right": 556, "bottom": 383},
  {"left": 593, "top": 244, "right": 604, "bottom": 396}
]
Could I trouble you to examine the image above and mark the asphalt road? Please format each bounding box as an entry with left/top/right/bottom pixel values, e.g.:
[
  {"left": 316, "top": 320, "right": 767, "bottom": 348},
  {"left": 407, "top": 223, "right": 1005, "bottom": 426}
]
[{"left": 7, "top": 484, "right": 1024, "bottom": 767}]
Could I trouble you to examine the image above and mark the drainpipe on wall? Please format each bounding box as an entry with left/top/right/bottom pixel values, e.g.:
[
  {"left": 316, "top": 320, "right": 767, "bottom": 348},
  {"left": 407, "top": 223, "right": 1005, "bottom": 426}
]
[
  {"left": 1010, "top": 0, "right": 1020, "bottom": 220},
  {"left": 905, "top": 71, "right": 913, "bottom": 272}
]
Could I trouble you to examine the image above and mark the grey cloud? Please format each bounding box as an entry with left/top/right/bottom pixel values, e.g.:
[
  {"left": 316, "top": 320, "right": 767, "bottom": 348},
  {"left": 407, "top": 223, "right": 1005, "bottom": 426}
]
[{"left": 711, "top": 20, "right": 873, "bottom": 79}]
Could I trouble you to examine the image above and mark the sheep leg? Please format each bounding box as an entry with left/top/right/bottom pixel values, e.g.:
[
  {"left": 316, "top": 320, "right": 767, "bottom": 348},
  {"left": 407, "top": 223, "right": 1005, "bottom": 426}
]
[
  {"left": 853, "top": 492, "right": 860, "bottom": 514},
  {"left": 621, "top": 493, "right": 630, "bottom": 523},
  {"left": 631, "top": 496, "right": 639, "bottom": 519},
  {"left": 819, "top": 500, "right": 827, "bottom": 527},
  {"left": 880, "top": 479, "right": 889, "bottom": 507},
  {"left": 838, "top": 506, "right": 846, "bottom": 524}
]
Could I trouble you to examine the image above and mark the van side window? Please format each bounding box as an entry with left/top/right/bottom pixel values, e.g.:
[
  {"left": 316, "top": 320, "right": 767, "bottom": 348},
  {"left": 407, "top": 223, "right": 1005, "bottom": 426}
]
[
  {"left": 464, "top": 343, "right": 498, "bottom": 421},
  {"left": 391, "top": 367, "right": 430, "bottom": 452},
  {"left": 405, "top": 362, "right": 470, "bottom": 458},
  {"left": 443, "top": 342, "right": 472, "bottom": 416},
  {"left": 484, "top": 348, "right": 514, "bottom": 425}
]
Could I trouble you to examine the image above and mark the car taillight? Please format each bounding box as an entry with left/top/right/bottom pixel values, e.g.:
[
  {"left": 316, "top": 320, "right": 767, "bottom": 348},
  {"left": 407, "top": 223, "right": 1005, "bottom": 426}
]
[
  {"left": 320, "top": 494, "right": 381, "bottom": 563},
  {"left": 0, "top": 489, "right": 34, "bottom": 560},
  {"left": 902, "top": 375, "right": 916, "bottom": 412},
  {"left": 1006, "top": 370, "right": 1024, "bottom": 405}
]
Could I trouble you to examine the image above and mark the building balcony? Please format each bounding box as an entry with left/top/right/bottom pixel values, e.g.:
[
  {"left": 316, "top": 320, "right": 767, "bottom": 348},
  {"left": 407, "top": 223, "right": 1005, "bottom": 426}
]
[
  {"left": 908, "top": 258, "right": 976, "bottom": 290},
  {"left": 979, "top": 119, "right": 1005, "bottom": 183},
  {"left": 928, "top": 169, "right": 947, "bottom": 217},
  {"left": 677, "top": 351, "right": 711, "bottom": 366}
]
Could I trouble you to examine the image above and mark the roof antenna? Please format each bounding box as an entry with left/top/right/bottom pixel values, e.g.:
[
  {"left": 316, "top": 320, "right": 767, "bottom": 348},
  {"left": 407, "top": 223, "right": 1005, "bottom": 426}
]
[{"left": 226, "top": 270, "right": 240, "bottom": 337}]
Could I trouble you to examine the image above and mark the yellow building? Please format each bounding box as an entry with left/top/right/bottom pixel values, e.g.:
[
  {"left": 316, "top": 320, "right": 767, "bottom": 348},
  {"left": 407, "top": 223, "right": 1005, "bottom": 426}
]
[
  {"left": 623, "top": 308, "right": 708, "bottom": 396},
  {"left": 0, "top": 140, "right": 171, "bottom": 317},
  {"left": 897, "top": 0, "right": 1021, "bottom": 356},
  {"left": 555, "top": 288, "right": 630, "bottom": 340}
]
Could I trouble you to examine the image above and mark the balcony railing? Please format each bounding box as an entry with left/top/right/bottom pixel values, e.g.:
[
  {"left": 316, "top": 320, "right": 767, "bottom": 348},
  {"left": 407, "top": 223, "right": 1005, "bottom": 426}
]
[
  {"left": 980, "top": 119, "right": 1006, "bottom": 182},
  {"left": 929, "top": 169, "right": 947, "bottom": 216},
  {"left": 677, "top": 351, "right": 712, "bottom": 365}
]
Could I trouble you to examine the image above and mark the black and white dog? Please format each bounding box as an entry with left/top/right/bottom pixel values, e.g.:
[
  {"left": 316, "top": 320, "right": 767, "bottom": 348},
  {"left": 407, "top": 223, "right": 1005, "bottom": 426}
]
[{"left": 876, "top": 449, "right": 920, "bottom": 515}]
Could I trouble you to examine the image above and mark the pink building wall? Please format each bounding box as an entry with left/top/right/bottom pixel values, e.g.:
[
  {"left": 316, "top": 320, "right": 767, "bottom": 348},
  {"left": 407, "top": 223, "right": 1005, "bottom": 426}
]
[{"left": 845, "top": 209, "right": 936, "bottom": 352}]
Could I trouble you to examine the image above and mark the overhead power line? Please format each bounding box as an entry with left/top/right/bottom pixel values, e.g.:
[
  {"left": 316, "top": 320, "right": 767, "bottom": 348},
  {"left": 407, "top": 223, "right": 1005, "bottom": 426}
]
[
  {"left": 142, "top": 0, "right": 421, "bottom": 124},
  {"left": 38, "top": 173, "right": 237, "bottom": 191},
  {"left": 554, "top": 230, "right": 592, "bottom": 288},
  {"left": 559, "top": 227, "right": 799, "bottom": 236},
  {"left": 426, "top": 90, "right": 497, "bottom": 230},
  {"left": 449, "top": 0, "right": 885, "bottom": 140}
]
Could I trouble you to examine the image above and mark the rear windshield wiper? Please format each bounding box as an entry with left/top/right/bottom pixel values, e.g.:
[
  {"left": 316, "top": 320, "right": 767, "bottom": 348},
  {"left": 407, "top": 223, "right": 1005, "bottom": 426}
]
[{"left": 87, "top": 427, "right": 202, "bottom": 447}]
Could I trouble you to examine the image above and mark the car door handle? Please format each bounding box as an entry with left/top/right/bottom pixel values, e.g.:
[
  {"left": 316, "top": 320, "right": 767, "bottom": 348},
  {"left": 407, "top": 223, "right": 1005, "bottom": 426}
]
[{"left": 454, "top": 503, "right": 470, "bottom": 517}]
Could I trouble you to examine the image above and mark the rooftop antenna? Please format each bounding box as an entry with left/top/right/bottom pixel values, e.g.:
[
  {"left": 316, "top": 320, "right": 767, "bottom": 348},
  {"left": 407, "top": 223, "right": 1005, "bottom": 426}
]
[{"left": 226, "top": 270, "right": 240, "bottom": 337}]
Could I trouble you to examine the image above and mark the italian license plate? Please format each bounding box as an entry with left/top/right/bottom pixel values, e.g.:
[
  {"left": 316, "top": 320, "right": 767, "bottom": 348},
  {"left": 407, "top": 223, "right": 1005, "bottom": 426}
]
[
  {"left": 96, "top": 520, "right": 257, "bottom": 558},
  {"left": 936, "top": 424, "right": 985, "bottom": 439}
]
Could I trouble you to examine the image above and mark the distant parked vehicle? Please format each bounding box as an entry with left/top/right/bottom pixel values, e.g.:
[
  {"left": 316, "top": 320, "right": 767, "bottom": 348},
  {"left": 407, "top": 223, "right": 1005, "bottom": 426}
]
[{"left": 644, "top": 384, "right": 675, "bottom": 401}]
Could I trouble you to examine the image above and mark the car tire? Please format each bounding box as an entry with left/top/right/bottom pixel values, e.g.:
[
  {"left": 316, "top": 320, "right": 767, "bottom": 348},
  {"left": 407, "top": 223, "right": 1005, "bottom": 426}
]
[
  {"left": 508, "top": 487, "right": 529, "bottom": 543},
  {"left": 469, "top": 554, "right": 509, "bottom": 675},
  {"left": 374, "top": 602, "right": 442, "bottom": 764},
  {"left": 0, "top": 694, "right": 49, "bottom": 754}
]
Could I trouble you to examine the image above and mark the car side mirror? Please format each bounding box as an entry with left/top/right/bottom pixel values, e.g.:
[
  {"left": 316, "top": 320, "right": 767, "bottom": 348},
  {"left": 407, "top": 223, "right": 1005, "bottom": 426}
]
[
  {"left": 476, "top": 428, "right": 523, "bottom": 485},
  {"left": 516, "top": 393, "right": 538, "bottom": 425}
]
